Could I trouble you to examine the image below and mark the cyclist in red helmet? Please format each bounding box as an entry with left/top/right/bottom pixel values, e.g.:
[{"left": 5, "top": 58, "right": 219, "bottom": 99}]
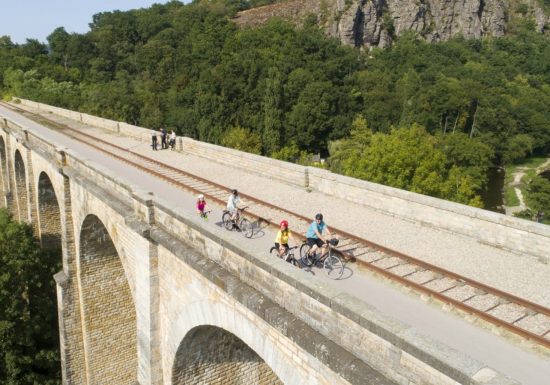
[{"left": 274, "top": 220, "right": 296, "bottom": 260}]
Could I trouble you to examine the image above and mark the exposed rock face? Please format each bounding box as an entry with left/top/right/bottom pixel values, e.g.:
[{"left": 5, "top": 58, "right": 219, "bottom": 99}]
[{"left": 234, "top": 0, "right": 549, "bottom": 48}]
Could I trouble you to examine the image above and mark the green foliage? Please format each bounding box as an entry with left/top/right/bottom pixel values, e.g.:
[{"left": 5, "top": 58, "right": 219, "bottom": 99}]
[
  {"left": 439, "top": 132, "right": 494, "bottom": 191},
  {"left": 0, "top": 209, "right": 61, "bottom": 384},
  {"left": 382, "top": 13, "right": 395, "bottom": 38},
  {"left": 271, "top": 142, "right": 303, "bottom": 161},
  {"left": 513, "top": 208, "right": 533, "bottom": 219},
  {"left": 504, "top": 185, "right": 520, "bottom": 206},
  {"left": 1, "top": 0, "right": 550, "bottom": 207},
  {"left": 220, "top": 125, "right": 262, "bottom": 154},
  {"left": 503, "top": 134, "right": 534, "bottom": 164},
  {"left": 525, "top": 175, "right": 550, "bottom": 213},
  {"left": 329, "top": 123, "right": 484, "bottom": 206},
  {"left": 515, "top": 3, "right": 529, "bottom": 15}
]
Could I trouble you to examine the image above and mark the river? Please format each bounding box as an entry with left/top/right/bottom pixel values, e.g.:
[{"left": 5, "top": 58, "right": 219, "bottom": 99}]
[{"left": 481, "top": 167, "right": 505, "bottom": 213}]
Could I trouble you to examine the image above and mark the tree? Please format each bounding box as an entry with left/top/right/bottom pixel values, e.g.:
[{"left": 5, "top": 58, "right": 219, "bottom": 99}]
[
  {"left": 329, "top": 123, "right": 483, "bottom": 206},
  {"left": 439, "top": 132, "right": 494, "bottom": 191},
  {"left": 525, "top": 176, "right": 550, "bottom": 215},
  {"left": 220, "top": 125, "right": 262, "bottom": 154},
  {"left": 0, "top": 209, "right": 61, "bottom": 384},
  {"left": 47, "top": 27, "right": 71, "bottom": 70},
  {"left": 503, "top": 134, "right": 534, "bottom": 164},
  {"left": 262, "top": 66, "right": 283, "bottom": 155}
]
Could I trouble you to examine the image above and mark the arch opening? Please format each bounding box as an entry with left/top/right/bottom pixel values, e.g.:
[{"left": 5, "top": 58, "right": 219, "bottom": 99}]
[
  {"left": 0, "top": 137, "right": 6, "bottom": 208},
  {"left": 79, "top": 214, "right": 137, "bottom": 384},
  {"left": 172, "top": 325, "right": 283, "bottom": 385},
  {"left": 37, "top": 172, "right": 62, "bottom": 251},
  {"left": 14, "top": 150, "right": 28, "bottom": 221}
]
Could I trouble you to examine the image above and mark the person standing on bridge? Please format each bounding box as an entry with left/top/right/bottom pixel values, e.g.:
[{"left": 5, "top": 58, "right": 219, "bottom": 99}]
[
  {"left": 169, "top": 130, "right": 177, "bottom": 150},
  {"left": 161, "top": 128, "right": 168, "bottom": 149},
  {"left": 151, "top": 130, "right": 158, "bottom": 150},
  {"left": 306, "top": 213, "right": 332, "bottom": 261}
]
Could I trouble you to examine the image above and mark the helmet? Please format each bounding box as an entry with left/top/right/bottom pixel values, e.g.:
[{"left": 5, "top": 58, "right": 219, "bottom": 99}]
[
  {"left": 232, "top": 189, "right": 238, "bottom": 195},
  {"left": 280, "top": 220, "right": 288, "bottom": 228},
  {"left": 198, "top": 194, "right": 204, "bottom": 200},
  {"left": 315, "top": 213, "right": 323, "bottom": 221}
]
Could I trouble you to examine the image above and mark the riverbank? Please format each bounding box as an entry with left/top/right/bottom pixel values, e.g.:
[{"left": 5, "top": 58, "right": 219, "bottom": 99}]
[{"left": 503, "top": 156, "right": 550, "bottom": 219}]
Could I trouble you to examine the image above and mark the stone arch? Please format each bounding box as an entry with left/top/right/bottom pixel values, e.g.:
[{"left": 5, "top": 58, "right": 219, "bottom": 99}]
[
  {"left": 172, "top": 325, "right": 283, "bottom": 385},
  {"left": 37, "top": 172, "right": 62, "bottom": 251},
  {"left": 14, "top": 149, "right": 28, "bottom": 221},
  {"left": 166, "top": 300, "right": 311, "bottom": 385},
  {"left": 78, "top": 214, "right": 137, "bottom": 384},
  {"left": 0, "top": 136, "right": 6, "bottom": 208}
]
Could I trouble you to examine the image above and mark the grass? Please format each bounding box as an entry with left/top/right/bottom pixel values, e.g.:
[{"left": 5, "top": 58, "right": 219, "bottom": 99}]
[
  {"left": 504, "top": 186, "right": 520, "bottom": 206},
  {"left": 512, "top": 156, "right": 548, "bottom": 169},
  {"left": 503, "top": 155, "right": 550, "bottom": 217}
]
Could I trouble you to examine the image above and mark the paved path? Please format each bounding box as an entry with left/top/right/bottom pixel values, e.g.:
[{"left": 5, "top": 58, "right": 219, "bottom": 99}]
[
  {"left": 505, "top": 158, "right": 550, "bottom": 215},
  {"left": 2, "top": 105, "right": 550, "bottom": 385}
]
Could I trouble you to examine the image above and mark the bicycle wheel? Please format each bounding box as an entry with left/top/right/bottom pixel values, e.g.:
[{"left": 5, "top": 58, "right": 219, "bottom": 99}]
[
  {"left": 240, "top": 218, "right": 253, "bottom": 238},
  {"left": 222, "top": 212, "right": 233, "bottom": 231},
  {"left": 288, "top": 253, "right": 300, "bottom": 267},
  {"left": 270, "top": 246, "right": 279, "bottom": 258},
  {"left": 324, "top": 252, "right": 344, "bottom": 279},
  {"left": 300, "top": 243, "right": 313, "bottom": 266}
]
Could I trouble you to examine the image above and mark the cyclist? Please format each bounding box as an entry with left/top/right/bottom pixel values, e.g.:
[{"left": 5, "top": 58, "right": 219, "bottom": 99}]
[
  {"left": 274, "top": 220, "right": 296, "bottom": 261},
  {"left": 196, "top": 194, "right": 207, "bottom": 217},
  {"left": 226, "top": 189, "right": 241, "bottom": 224},
  {"left": 306, "top": 213, "right": 332, "bottom": 261}
]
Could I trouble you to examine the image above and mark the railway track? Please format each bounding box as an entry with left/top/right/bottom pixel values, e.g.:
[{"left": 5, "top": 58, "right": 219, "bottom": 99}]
[{"left": 3, "top": 101, "right": 550, "bottom": 350}]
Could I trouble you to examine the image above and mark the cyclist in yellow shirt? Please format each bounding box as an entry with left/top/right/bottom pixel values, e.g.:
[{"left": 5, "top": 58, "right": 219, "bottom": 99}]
[{"left": 274, "top": 220, "right": 296, "bottom": 261}]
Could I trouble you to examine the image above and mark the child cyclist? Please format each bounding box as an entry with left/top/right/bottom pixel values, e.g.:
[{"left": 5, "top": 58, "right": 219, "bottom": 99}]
[
  {"left": 274, "top": 220, "right": 296, "bottom": 261},
  {"left": 196, "top": 194, "right": 208, "bottom": 218}
]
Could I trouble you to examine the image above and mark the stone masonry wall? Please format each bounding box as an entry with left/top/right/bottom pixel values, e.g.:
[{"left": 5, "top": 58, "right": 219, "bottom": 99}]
[
  {"left": 79, "top": 214, "right": 137, "bottom": 385},
  {"left": 14, "top": 99, "right": 550, "bottom": 263},
  {"left": 37, "top": 172, "right": 62, "bottom": 250},
  {"left": 0, "top": 128, "right": 15, "bottom": 214},
  {"left": 0, "top": 135, "right": 6, "bottom": 208},
  {"left": 55, "top": 173, "right": 88, "bottom": 385},
  {"left": 13, "top": 149, "right": 28, "bottom": 222},
  {"left": 154, "top": 208, "right": 470, "bottom": 385},
  {"left": 172, "top": 326, "right": 283, "bottom": 385},
  {"left": 0, "top": 124, "right": 90, "bottom": 385},
  {"left": 158, "top": 246, "right": 353, "bottom": 385}
]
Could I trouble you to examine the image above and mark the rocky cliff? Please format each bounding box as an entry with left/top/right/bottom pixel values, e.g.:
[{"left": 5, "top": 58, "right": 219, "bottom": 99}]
[{"left": 234, "top": 0, "right": 549, "bottom": 47}]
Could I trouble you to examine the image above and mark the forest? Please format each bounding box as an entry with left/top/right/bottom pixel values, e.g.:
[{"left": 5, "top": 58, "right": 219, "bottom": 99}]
[
  {"left": 1, "top": 0, "right": 550, "bottom": 212},
  {"left": 0, "top": 209, "right": 61, "bottom": 384}
]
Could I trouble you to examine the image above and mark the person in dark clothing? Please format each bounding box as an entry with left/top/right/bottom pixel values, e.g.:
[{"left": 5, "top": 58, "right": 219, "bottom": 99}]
[
  {"left": 151, "top": 130, "right": 158, "bottom": 150},
  {"left": 161, "top": 128, "right": 167, "bottom": 149}
]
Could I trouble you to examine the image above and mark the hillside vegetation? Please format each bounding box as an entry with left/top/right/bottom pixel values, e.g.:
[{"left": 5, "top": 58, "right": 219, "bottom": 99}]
[
  {"left": 1, "top": 0, "right": 549, "bottom": 210},
  {"left": 0, "top": 209, "right": 61, "bottom": 384}
]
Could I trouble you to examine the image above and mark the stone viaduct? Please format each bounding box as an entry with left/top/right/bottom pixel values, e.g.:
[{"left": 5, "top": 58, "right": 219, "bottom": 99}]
[{"left": 0, "top": 107, "right": 521, "bottom": 385}]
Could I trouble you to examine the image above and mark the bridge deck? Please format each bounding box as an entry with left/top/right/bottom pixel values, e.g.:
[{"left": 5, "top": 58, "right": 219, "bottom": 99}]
[
  {"left": 2, "top": 104, "right": 549, "bottom": 385},
  {"left": 29, "top": 105, "right": 548, "bottom": 308}
]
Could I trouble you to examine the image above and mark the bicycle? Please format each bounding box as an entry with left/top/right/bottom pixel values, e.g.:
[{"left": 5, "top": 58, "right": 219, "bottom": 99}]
[
  {"left": 222, "top": 206, "right": 253, "bottom": 238},
  {"left": 199, "top": 210, "right": 211, "bottom": 220},
  {"left": 300, "top": 238, "right": 344, "bottom": 279},
  {"left": 270, "top": 245, "right": 300, "bottom": 267}
]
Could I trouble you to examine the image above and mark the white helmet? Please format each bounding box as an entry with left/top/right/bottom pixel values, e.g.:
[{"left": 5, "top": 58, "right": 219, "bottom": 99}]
[{"left": 198, "top": 194, "right": 204, "bottom": 199}]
